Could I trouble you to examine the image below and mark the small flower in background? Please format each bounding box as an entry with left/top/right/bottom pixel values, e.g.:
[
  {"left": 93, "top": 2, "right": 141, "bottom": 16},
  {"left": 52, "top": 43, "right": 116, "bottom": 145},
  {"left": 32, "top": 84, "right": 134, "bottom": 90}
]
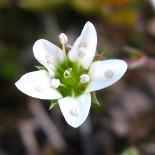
[
  {"left": 15, "top": 21, "right": 127, "bottom": 128},
  {"left": 150, "top": 0, "right": 155, "bottom": 10}
]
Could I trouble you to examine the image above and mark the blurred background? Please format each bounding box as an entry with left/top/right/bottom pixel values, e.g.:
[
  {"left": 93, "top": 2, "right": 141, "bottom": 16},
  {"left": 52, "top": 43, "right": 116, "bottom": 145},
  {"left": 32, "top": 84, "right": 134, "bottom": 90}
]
[{"left": 1, "top": 0, "right": 155, "bottom": 155}]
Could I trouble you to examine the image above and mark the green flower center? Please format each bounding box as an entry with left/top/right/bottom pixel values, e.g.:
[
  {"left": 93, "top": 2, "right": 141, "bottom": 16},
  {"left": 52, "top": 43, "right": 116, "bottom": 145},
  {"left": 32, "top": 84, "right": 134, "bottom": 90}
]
[{"left": 55, "top": 59, "right": 88, "bottom": 97}]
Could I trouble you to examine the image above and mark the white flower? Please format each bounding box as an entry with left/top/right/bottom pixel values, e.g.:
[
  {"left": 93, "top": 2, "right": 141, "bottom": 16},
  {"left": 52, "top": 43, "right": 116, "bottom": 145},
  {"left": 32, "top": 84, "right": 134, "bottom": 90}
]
[
  {"left": 15, "top": 21, "right": 127, "bottom": 128},
  {"left": 150, "top": 0, "right": 155, "bottom": 10}
]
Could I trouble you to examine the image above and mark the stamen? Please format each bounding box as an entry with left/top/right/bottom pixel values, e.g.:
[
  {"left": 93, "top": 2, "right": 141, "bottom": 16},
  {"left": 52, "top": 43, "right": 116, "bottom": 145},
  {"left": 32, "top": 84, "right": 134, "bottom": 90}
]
[
  {"left": 64, "top": 67, "right": 72, "bottom": 79},
  {"left": 51, "top": 79, "right": 60, "bottom": 88},
  {"left": 59, "top": 33, "right": 68, "bottom": 45},
  {"left": 70, "top": 106, "right": 80, "bottom": 116},
  {"left": 80, "top": 74, "right": 90, "bottom": 83}
]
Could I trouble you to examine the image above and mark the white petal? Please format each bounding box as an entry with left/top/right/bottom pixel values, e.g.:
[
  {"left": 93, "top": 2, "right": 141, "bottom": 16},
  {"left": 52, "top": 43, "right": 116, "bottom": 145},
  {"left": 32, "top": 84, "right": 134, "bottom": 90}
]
[
  {"left": 15, "top": 70, "right": 62, "bottom": 100},
  {"left": 68, "top": 21, "right": 97, "bottom": 69},
  {"left": 150, "top": 0, "right": 155, "bottom": 9},
  {"left": 33, "top": 39, "right": 65, "bottom": 74},
  {"left": 58, "top": 93, "right": 91, "bottom": 128},
  {"left": 86, "top": 60, "right": 127, "bottom": 92}
]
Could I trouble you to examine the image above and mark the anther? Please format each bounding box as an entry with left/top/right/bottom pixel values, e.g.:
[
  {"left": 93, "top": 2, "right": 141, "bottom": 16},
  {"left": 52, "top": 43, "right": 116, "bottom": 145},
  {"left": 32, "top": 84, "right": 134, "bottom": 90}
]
[
  {"left": 51, "top": 79, "right": 60, "bottom": 88},
  {"left": 80, "top": 74, "right": 90, "bottom": 83},
  {"left": 70, "top": 106, "right": 80, "bottom": 116},
  {"left": 64, "top": 67, "right": 72, "bottom": 79},
  {"left": 59, "top": 33, "right": 68, "bottom": 45}
]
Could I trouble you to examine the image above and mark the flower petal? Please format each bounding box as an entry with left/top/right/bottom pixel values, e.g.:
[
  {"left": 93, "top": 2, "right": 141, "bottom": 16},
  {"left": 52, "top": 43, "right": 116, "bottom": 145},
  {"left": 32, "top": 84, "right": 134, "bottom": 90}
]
[
  {"left": 68, "top": 21, "right": 97, "bottom": 69},
  {"left": 33, "top": 39, "right": 65, "bottom": 75},
  {"left": 86, "top": 60, "right": 127, "bottom": 92},
  {"left": 15, "top": 70, "right": 62, "bottom": 100},
  {"left": 58, "top": 93, "right": 91, "bottom": 128}
]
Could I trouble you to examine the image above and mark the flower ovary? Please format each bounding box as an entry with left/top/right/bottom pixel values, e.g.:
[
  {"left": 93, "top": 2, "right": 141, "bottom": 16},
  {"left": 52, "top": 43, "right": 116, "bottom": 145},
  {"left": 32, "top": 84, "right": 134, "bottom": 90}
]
[{"left": 55, "top": 60, "right": 88, "bottom": 97}]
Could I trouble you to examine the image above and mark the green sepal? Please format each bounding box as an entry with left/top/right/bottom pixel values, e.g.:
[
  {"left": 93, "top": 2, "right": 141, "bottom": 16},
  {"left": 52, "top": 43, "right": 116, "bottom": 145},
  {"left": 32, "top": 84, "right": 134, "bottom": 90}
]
[
  {"left": 91, "top": 92, "right": 100, "bottom": 106},
  {"left": 35, "top": 65, "right": 47, "bottom": 70},
  {"left": 49, "top": 100, "right": 59, "bottom": 110}
]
